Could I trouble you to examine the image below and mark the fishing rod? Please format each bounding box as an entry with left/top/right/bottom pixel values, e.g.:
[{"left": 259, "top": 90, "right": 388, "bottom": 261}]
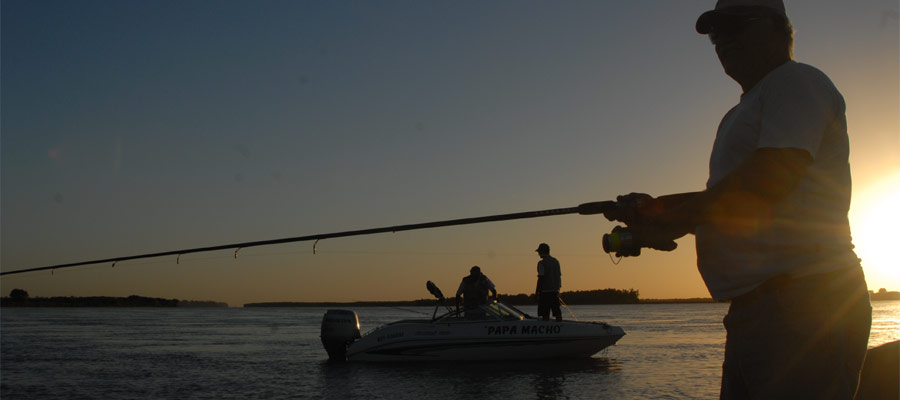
[{"left": 1, "top": 201, "right": 618, "bottom": 277}]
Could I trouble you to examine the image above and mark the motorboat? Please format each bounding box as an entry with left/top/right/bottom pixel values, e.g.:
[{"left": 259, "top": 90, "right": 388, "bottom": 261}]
[{"left": 320, "top": 281, "right": 625, "bottom": 361}]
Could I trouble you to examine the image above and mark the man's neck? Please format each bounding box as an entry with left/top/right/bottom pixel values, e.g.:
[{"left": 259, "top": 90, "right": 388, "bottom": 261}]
[{"left": 739, "top": 57, "right": 792, "bottom": 93}]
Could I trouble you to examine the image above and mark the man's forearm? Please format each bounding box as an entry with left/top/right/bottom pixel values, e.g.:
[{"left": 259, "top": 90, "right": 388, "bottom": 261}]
[
  {"left": 656, "top": 148, "right": 812, "bottom": 229},
  {"left": 627, "top": 191, "right": 702, "bottom": 234}
]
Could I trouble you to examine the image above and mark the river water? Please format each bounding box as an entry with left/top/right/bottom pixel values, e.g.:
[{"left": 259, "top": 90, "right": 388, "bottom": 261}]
[{"left": 2, "top": 301, "right": 897, "bottom": 399}]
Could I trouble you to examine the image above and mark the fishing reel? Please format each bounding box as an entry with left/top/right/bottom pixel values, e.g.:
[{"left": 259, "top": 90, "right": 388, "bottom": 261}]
[
  {"left": 599, "top": 194, "right": 655, "bottom": 257},
  {"left": 601, "top": 193, "right": 684, "bottom": 257},
  {"left": 602, "top": 226, "right": 640, "bottom": 256}
]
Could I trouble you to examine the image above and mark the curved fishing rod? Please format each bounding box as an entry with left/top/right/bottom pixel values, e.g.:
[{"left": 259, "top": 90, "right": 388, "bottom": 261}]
[{"left": 1, "top": 201, "right": 616, "bottom": 277}]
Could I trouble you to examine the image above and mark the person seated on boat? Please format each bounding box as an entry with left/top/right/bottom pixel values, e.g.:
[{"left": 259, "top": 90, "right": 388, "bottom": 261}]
[{"left": 455, "top": 266, "right": 497, "bottom": 318}]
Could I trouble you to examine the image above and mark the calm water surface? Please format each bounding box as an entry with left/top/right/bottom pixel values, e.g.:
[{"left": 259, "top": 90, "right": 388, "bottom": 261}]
[{"left": 2, "top": 301, "right": 897, "bottom": 399}]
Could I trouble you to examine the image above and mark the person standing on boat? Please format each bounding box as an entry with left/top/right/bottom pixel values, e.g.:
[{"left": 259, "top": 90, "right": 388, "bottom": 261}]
[
  {"left": 602, "top": 1, "right": 871, "bottom": 398},
  {"left": 534, "top": 243, "right": 562, "bottom": 322},
  {"left": 455, "top": 266, "right": 497, "bottom": 310}
]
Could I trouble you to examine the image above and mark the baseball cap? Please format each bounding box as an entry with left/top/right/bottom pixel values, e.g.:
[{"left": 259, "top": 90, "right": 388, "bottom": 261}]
[
  {"left": 696, "top": 0, "right": 787, "bottom": 34},
  {"left": 535, "top": 243, "right": 550, "bottom": 253}
]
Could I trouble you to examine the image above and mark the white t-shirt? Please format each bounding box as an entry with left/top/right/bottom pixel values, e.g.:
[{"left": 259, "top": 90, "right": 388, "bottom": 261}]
[
  {"left": 696, "top": 61, "right": 860, "bottom": 300},
  {"left": 537, "top": 256, "right": 562, "bottom": 292}
]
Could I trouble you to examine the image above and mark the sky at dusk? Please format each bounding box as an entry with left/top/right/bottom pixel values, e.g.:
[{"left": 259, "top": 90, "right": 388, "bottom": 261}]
[{"left": 2, "top": 0, "right": 898, "bottom": 307}]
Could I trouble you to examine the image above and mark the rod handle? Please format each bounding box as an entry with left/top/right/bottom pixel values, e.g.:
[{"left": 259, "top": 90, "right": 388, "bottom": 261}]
[{"left": 576, "top": 201, "right": 617, "bottom": 215}]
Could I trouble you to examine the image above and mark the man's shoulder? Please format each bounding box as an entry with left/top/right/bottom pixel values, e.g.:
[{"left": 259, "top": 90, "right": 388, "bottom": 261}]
[
  {"left": 772, "top": 60, "right": 822, "bottom": 74},
  {"left": 768, "top": 61, "right": 836, "bottom": 89},
  {"left": 756, "top": 61, "right": 842, "bottom": 108}
]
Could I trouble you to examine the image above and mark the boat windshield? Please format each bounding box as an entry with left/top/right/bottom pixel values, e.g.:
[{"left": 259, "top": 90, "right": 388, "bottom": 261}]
[
  {"left": 435, "top": 301, "right": 525, "bottom": 322},
  {"left": 484, "top": 302, "right": 526, "bottom": 320}
]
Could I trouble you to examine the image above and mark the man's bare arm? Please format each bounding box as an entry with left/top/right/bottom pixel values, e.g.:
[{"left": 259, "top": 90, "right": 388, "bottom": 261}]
[{"left": 657, "top": 147, "right": 812, "bottom": 228}]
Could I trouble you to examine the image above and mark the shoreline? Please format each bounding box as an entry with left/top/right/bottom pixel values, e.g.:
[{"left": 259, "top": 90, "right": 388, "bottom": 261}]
[{"left": 2, "top": 292, "right": 896, "bottom": 308}]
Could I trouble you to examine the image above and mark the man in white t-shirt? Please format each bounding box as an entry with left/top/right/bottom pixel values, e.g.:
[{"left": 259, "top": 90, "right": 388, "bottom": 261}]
[
  {"left": 603, "top": 1, "right": 872, "bottom": 398},
  {"left": 534, "top": 243, "right": 562, "bottom": 322}
]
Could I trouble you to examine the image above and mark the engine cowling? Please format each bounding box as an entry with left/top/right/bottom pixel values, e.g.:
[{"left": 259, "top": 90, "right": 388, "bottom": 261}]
[{"left": 320, "top": 309, "right": 361, "bottom": 361}]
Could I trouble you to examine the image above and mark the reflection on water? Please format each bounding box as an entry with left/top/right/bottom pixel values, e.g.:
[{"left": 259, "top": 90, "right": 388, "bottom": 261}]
[
  {"left": 319, "top": 358, "right": 621, "bottom": 399},
  {"left": 1, "top": 302, "right": 897, "bottom": 399},
  {"left": 868, "top": 300, "right": 900, "bottom": 348}
]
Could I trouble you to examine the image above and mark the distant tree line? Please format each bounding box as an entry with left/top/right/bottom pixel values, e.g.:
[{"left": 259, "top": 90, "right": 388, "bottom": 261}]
[
  {"left": 496, "top": 288, "right": 641, "bottom": 306},
  {"left": 244, "top": 288, "right": 643, "bottom": 307},
  {"left": 1, "top": 289, "right": 228, "bottom": 307},
  {"left": 246, "top": 299, "right": 439, "bottom": 308},
  {"left": 869, "top": 288, "right": 900, "bottom": 301}
]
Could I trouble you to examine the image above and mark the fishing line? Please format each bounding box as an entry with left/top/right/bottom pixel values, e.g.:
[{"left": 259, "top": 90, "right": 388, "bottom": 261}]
[
  {"left": 558, "top": 295, "right": 579, "bottom": 321},
  {"left": 608, "top": 253, "right": 623, "bottom": 265}
]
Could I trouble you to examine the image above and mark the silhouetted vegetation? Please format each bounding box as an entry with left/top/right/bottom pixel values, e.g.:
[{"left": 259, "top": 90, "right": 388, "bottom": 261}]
[
  {"left": 246, "top": 299, "right": 438, "bottom": 308},
  {"left": 245, "top": 288, "right": 645, "bottom": 307},
  {"left": 9, "top": 288, "right": 29, "bottom": 301},
  {"left": 561, "top": 288, "right": 640, "bottom": 304},
  {"left": 1, "top": 289, "right": 228, "bottom": 307},
  {"left": 869, "top": 288, "right": 900, "bottom": 301}
]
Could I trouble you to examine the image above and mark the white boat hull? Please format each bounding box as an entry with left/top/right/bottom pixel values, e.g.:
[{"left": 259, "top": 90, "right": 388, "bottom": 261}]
[{"left": 346, "top": 318, "right": 625, "bottom": 361}]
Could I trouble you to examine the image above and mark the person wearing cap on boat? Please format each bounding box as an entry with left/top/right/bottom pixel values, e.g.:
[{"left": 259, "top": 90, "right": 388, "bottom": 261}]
[
  {"left": 455, "top": 266, "right": 497, "bottom": 313},
  {"left": 534, "top": 243, "right": 562, "bottom": 322},
  {"left": 602, "top": 1, "right": 872, "bottom": 398}
]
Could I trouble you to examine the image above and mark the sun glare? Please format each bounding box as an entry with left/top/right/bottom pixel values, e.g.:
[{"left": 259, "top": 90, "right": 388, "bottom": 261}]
[{"left": 852, "top": 172, "right": 900, "bottom": 292}]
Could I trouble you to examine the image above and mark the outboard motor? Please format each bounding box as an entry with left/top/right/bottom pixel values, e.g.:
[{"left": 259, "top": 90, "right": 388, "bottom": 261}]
[{"left": 320, "top": 309, "right": 361, "bottom": 361}]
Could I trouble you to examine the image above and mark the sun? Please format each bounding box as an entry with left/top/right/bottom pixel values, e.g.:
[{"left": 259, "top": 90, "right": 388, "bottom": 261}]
[{"left": 851, "top": 172, "right": 900, "bottom": 292}]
